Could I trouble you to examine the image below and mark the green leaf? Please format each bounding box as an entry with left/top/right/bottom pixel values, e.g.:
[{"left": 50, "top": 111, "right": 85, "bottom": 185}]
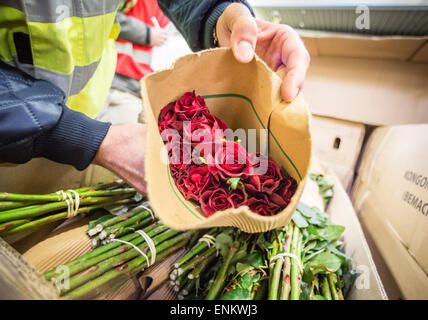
[
  {"left": 292, "top": 210, "right": 309, "bottom": 228},
  {"left": 220, "top": 287, "right": 251, "bottom": 300},
  {"left": 236, "top": 263, "right": 252, "bottom": 273},
  {"left": 227, "top": 177, "right": 242, "bottom": 190},
  {"left": 302, "top": 264, "right": 315, "bottom": 283},
  {"left": 299, "top": 284, "right": 311, "bottom": 300},
  {"left": 239, "top": 273, "right": 254, "bottom": 290},
  {"left": 327, "top": 245, "right": 352, "bottom": 268},
  {"left": 238, "top": 252, "right": 264, "bottom": 268},
  {"left": 309, "top": 252, "right": 342, "bottom": 273},
  {"left": 297, "top": 202, "right": 315, "bottom": 218},
  {"left": 313, "top": 240, "right": 329, "bottom": 251},
  {"left": 304, "top": 240, "right": 317, "bottom": 252},
  {"left": 256, "top": 234, "right": 274, "bottom": 250},
  {"left": 215, "top": 233, "right": 233, "bottom": 257},
  {"left": 320, "top": 225, "right": 345, "bottom": 242}
]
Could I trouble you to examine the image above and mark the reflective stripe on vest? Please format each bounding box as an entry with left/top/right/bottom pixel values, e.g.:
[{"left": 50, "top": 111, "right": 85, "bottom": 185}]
[
  {"left": 116, "top": 41, "right": 151, "bottom": 64},
  {"left": 0, "top": 0, "right": 121, "bottom": 118}
]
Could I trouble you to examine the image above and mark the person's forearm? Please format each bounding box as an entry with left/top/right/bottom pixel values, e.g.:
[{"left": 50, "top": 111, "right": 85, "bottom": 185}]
[
  {"left": 157, "top": 0, "right": 254, "bottom": 51},
  {"left": 0, "top": 61, "right": 111, "bottom": 170},
  {"left": 116, "top": 11, "right": 151, "bottom": 45}
]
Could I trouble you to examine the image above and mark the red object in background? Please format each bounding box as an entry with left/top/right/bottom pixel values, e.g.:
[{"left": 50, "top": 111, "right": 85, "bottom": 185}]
[{"left": 115, "top": 0, "right": 170, "bottom": 80}]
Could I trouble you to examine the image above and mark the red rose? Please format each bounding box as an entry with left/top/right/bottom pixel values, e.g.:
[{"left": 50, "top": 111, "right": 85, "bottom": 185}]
[
  {"left": 175, "top": 165, "right": 220, "bottom": 201},
  {"left": 158, "top": 102, "right": 181, "bottom": 133},
  {"left": 169, "top": 163, "right": 190, "bottom": 179},
  {"left": 208, "top": 141, "right": 253, "bottom": 179},
  {"left": 269, "top": 177, "right": 297, "bottom": 208},
  {"left": 247, "top": 193, "right": 281, "bottom": 216},
  {"left": 175, "top": 91, "right": 208, "bottom": 121},
  {"left": 183, "top": 113, "right": 228, "bottom": 148},
  {"left": 244, "top": 159, "right": 282, "bottom": 194},
  {"left": 227, "top": 187, "right": 248, "bottom": 208},
  {"left": 166, "top": 138, "right": 192, "bottom": 167},
  {"left": 200, "top": 187, "right": 233, "bottom": 217}
]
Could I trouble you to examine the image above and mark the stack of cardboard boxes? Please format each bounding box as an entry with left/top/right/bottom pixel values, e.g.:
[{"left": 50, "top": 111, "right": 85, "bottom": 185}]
[{"left": 303, "top": 31, "right": 428, "bottom": 299}]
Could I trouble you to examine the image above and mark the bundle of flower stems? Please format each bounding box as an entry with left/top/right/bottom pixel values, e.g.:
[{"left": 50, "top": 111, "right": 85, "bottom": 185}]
[
  {"left": 169, "top": 202, "right": 354, "bottom": 301},
  {"left": 0, "top": 180, "right": 139, "bottom": 237},
  {"left": 86, "top": 202, "right": 156, "bottom": 248},
  {"left": 43, "top": 205, "right": 196, "bottom": 299}
]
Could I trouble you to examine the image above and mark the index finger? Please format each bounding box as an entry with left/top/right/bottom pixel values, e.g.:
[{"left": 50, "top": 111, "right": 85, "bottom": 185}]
[{"left": 280, "top": 26, "right": 310, "bottom": 102}]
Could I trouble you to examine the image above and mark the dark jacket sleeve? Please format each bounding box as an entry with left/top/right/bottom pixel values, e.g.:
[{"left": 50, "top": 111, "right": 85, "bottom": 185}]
[
  {"left": 157, "top": 0, "right": 254, "bottom": 51},
  {"left": 116, "top": 12, "right": 152, "bottom": 45},
  {"left": 0, "top": 61, "right": 111, "bottom": 171}
]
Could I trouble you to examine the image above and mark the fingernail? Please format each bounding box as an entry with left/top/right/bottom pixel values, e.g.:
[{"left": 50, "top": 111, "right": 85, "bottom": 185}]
[
  {"left": 237, "top": 41, "right": 254, "bottom": 62},
  {"left": 286, "top": 86, "right": 298, "bottom": 102}
]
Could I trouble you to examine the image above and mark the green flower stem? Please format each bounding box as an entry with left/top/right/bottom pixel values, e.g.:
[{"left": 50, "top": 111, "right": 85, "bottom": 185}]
[
  {"left": 0, "top": 198, "right": 133, "bottom": 237},
  {"left": 290, "top": 225, "right": 301, "bottom": 300},
  {"left": 174, "top": 229, "right": 217, "bottom": 268},
  {"left": 64, "top": 233, "right": 193, "bottom": 299},
  {"left": 279, "top": 223, "right": 294, "bottom": 300},
  {"left": 0, "top": 194, "right": 134, "bottom": 223},
  {"left": 44, "top": 222, "right": 161, "bottom": 281},
  {"left": 61, "top": 229, "right": 182, "bottom": 294},
  {"left": 205, "top": 241, "right": 239, "bottom": 300},
  {"left": 321, "top": 276, "right": 332, "bottom": 300},
  {"left": 328, "top": 273, "right": 340, "bottom": 300}
]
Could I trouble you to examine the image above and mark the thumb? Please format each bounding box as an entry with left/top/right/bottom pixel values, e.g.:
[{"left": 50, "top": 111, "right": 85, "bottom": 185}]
[{"left": 229, "top": 11, "right": 257, "bottom": 63}]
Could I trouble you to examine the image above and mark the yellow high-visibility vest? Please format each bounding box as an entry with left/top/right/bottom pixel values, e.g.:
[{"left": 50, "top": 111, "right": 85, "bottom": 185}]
[{"left": 0, "top": 0, "right": 122, "bottom": 118}]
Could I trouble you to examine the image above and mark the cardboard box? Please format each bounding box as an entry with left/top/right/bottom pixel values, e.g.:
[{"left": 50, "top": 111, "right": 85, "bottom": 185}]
[
  {"left": 352, "top": 124, "right": 428, "bottom": 299},
  {"left": 300, "top": 32, "right": 428, "bottom": 126},
  {"left": 0, "top": 160, "right": 387, "bottom": 299},
  {"left": 310, "top": 115, "right": 365, "bottom": 191}
]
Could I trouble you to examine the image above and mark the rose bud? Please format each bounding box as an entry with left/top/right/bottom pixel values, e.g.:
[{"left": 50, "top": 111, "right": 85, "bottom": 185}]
[
  {"left": 247, "top": 193, "right": 281, "bottom": 216},
  {"left": 228, "top": 186, "right": 248, "bottom": 208},
  {"left": 200, "top": 187, "right": 233, "bottom": 217},
  {"left": 175, "top": 91, "right": 208, "bottom": 121},
  {"left": 269, "top": 177, "right": 297, "bottom": 208},
  {"left": 181, "top": 165, "right": 220, "bottom": 201},
  {"left": 209, "top": 141, "right": 253, "bottom": 179}
]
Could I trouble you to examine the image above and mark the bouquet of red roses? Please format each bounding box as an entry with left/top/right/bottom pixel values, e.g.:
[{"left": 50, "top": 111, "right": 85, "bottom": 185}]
[{"left": 158, "top": 91, "right": 297, "bottom": 217}]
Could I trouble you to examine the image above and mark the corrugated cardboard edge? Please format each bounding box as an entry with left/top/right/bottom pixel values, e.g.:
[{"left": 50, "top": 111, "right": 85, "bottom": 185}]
[
  {"left": 324, "top": 167, "right": 388, "bottom": 300},
  {"left": 351, "top": 125, "right": 428, "bottom": 299},
  {"left": 0, "top": 237, "right": 58, "bottom": 299},
  {"left": 141, "top": 47, "right": 311, "bottom": 233}
]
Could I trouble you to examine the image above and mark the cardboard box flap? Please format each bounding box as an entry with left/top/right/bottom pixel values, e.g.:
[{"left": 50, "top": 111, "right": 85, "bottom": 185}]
[{"left": 300, "top": 31, "right": 428, "bottom": 61}]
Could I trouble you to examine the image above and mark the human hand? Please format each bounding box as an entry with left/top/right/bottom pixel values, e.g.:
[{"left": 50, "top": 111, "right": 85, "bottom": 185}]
[
  {"left": 93, "top": 124, "right": 147, "bottom": 194},
  {"left": 216, "top": 3, "right": 310, "bottom": 102},
  {"left": 150, "top": 27, "right": 168, "bottom": 46}
]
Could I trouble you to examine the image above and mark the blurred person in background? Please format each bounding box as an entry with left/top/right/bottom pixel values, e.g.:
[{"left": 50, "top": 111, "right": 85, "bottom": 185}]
[{"left": 98, "top": 0, "right": 169, "bottom": 124}]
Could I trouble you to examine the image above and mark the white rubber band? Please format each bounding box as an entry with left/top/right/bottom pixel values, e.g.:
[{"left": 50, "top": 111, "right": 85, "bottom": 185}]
[
  {"left": 138, "top": 202, "right": 155, "bottom": 220},
  {"left": 136, "top": 230, "right": 156, "bottom": 266},
  {"left": 198, "top": 234, "right": 216, "bottom": 248},
  {"left": 56, "top": 190, "right": 80, "bottom": 218},
  {"left": 271, "top": 253, "right": 303, "bottom": 274},
  {"left": 111, "top": 238, "right": 150, "bottom": 266},
  {"left": 67, "top": 189, "right": 80, "bottom": 218},
  {"left": 56, "top": 190, "right": 66, "bottom": 200}
]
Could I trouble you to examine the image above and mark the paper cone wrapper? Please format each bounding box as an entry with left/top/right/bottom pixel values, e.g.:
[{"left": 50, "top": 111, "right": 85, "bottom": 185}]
[{"left": 142, "top": 48, "right": 312, "bottom": 233}]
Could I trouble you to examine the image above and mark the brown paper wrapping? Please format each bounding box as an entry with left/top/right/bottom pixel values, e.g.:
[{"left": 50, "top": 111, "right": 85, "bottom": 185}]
[
  {"left": 21, "top": 217, "right": 92, "bottom": 273},
  {"left": 144, "top": 282, "right": 177, "bottom": 300},
  {"left": 103, "top": 278, "right": 142, "bottom": 300},
  {"left": 139, "top": 248, "right": 185, "bottom": 299},
  {"left": 142, "top": 47, "right": 311, "bottom": 233}
]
